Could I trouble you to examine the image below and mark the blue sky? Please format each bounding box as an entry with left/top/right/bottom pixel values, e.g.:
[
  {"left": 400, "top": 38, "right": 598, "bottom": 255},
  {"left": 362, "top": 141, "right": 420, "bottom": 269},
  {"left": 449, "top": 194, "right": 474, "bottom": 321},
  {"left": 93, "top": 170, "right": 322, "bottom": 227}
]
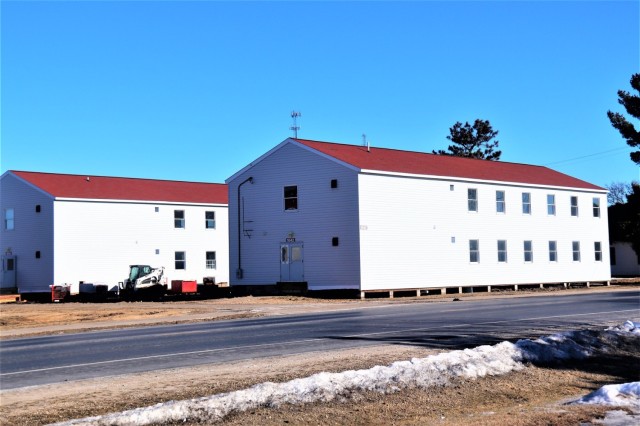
[{"left": 1, "top": 0, "right": 638, "bottom": 188}]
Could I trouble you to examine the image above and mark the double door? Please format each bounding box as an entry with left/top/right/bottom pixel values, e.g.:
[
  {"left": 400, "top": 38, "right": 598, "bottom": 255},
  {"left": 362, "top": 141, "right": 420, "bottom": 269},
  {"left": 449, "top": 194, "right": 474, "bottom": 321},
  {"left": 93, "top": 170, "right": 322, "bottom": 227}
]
[{"left": 280, "top": 242, "right": 304, "bottom": 282}]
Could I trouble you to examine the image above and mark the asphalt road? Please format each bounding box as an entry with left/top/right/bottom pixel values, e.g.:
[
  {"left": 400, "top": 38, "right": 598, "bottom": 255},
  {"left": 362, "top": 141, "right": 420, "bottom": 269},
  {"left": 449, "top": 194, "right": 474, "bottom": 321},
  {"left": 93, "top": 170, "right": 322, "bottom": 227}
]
[{"left": 1, "top": 290, "right": 638, "bottom": 390}]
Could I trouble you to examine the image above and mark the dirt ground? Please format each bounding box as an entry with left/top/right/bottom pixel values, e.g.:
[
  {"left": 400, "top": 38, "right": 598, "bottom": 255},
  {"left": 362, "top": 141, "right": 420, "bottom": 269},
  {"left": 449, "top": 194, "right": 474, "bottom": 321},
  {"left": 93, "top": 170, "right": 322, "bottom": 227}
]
[{"left": 1, "top": 284, "right": 639, "bottom": 425}]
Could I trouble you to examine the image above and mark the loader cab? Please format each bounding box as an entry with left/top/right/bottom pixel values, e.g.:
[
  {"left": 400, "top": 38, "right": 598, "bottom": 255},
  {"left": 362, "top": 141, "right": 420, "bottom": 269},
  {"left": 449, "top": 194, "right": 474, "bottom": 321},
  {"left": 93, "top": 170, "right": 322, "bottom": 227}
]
[{"left": 129, "top": 265, "right": 152, "bottom": 282}]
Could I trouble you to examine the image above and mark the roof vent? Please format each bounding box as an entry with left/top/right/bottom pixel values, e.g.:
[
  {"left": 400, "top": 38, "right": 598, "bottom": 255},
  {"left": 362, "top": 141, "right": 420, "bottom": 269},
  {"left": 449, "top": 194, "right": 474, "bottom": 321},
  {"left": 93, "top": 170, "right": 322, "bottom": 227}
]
[{"left": 86, "top": 177, "right": 90, "bottom": 182}]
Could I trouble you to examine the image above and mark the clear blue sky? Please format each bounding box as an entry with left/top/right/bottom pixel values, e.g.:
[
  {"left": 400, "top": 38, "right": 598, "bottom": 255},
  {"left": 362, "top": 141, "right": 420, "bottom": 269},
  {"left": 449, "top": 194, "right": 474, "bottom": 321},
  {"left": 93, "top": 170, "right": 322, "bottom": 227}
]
[{"left": 1, "top": 0, "right": 638, "bottom": 188}]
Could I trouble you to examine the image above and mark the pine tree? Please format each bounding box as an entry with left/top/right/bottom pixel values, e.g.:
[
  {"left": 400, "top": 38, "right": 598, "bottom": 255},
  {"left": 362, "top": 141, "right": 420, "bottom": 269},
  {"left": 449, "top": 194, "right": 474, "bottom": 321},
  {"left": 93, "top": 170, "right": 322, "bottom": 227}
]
[
  {"left": 433, "top": 119, "right": 501, "bottom": 161},
  {"left": 607, "top": 73, "right": 640, "bottom": 165}
]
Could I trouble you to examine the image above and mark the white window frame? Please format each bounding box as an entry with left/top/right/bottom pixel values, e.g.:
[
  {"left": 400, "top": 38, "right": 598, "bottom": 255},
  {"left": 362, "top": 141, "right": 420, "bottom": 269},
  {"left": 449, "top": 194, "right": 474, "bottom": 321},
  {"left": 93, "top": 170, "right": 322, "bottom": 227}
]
[
  {"left": 592, "top": 198, "right": 600, "bottom": 218},
  {"left": 497, "top": 240, "right": 507, "bottom": 262},
  {"left": 4, "top": 208, "right": 14, "bottom": 230},
  {"left": 549, "top": 241, "right": 558, "bottom": 262},
  {"left": 175, "top": 251, "right": 186, "bottom": 270},
  {"left": 205, "top": 211, "right": 215, "bottom": 229},
  {"left": 594, "top": 242, "right": 602, "bottom": 262},
  {"left": 496, "top": 191, "right": 506, "bottom": 213},
  {"left": 174, "top": 210, "right": 185, "bottom": 228},
  {"left": 547, "top": 194, "right": 556, "bottom": 216},
  {"left": 468, "top": 188, "right": 478, "bottom": 212},
  {"left": 524, "top": 240, "right": 533, "bottom": 262},
  {"left": 469, "top": 239, "right": 480, "bottom": 263},
  {"left": 570, "top": 196, "right": 579, "bottom": 217},
  {"left": 522, "top": 192, "right": 531, "bottom": 215},
  {"left": 284, "top": 185, "right": 298, "bottom": 211},
  {"left": 206, "top": 251, "right": 216, "bottom": 269},
  {"left": 572, "top": 241, "right": 581, "bottom": 262}
]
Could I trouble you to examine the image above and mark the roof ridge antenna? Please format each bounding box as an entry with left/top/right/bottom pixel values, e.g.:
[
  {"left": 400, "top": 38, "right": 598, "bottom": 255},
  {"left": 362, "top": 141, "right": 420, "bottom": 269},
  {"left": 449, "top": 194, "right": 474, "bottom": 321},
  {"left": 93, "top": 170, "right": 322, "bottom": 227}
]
[
  {"left": 290, "top": 111, "right": 301, "bottom": 138},
  {"left": 362, "top": 133, "right": 370, "bottom": 152}
]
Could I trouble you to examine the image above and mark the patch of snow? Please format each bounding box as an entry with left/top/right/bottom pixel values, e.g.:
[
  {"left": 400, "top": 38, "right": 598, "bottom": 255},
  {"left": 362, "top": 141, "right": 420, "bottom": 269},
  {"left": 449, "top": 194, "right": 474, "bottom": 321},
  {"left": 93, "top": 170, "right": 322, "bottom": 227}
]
[
  {"left": 575, "top": 382, "right": 640, "bottom": 410},
  {"left": 588, "top": 409, "right": 640, "bottom": 426},
  {"left": 607, "top": 320, "right": 640, "bottom": 334},
  {"left": 52, "top": 321, "right": 640, "bottom": 426}
]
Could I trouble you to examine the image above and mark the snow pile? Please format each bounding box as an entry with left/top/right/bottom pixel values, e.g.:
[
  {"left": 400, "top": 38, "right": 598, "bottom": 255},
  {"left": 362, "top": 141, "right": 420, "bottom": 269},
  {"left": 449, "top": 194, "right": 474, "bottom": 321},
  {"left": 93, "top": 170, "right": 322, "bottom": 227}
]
[
  {"left": 574, "top": 382, "right": 640, "bottom": 410},
  {"left": 53, "top": 322, "right": 640, "bottom": 426},
  {"left": 608, "top": 320, "right": 640, "bottom": 335}
]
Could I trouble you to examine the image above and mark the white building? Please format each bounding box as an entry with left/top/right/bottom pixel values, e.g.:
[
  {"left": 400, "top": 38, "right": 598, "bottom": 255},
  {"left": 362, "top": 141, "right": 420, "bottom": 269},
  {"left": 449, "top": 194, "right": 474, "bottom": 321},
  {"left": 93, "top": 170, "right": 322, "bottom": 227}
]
[
  {"left": 227, "top": 138, "right": 611, "bottom": 296},
  {"left": 1, "top": 171, "right": 228, "bottom": 296},
  {"left": 610, "top": 242, "right": 640, "bottom": 277}
]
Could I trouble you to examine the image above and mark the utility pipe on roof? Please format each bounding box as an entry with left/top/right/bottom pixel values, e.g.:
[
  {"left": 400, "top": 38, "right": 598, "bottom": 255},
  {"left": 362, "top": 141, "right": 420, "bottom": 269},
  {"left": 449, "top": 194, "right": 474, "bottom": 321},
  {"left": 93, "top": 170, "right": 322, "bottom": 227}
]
[{"left": 236, "top": 176, "right": 253, "bottom": 279}]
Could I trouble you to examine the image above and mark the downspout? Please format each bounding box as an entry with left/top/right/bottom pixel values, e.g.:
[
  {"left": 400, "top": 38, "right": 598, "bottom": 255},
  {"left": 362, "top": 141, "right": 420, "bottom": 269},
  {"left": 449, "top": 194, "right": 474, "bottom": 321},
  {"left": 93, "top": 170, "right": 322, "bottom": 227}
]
[{"left": 236, "top": 176, "right": 253, "bottom": 279}]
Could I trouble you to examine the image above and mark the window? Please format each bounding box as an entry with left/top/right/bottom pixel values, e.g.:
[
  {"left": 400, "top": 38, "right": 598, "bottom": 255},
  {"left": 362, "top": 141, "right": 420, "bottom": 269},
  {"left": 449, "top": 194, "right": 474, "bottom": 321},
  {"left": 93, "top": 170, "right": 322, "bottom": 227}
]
[
  {"left": 570, "top": 196, "right": 579, "bottom": 216},
  {"left": 610, "top": 246, "right": 616, "bottom": 265},
  {"left": 522, "top": 193, "right": 531, "bottom": 215},
  {"left": 155, "top": 249, "right": 160, "bottom": 255},
  {"left": 468, "top": 189, "right": 478, "bottom": 212},
  {"left": 4, "top": 208, "right": 14, "bottom": 230},
  {"left": 450, "top": 184, "right": 454, "bottom": 191},
  {"left": 524, "top": 240, "right": 533, "bottom": 262},
  {"left": 547, "top": 194, "right": 556, "bottom": 215},
  {"left": 174, "top": 210, "right": 185, "bottom": 228},
  {"left": 332, "top": 237, "right": 339, "bottom": 246},
  {"left": 205, "top": 211, "right": 215, "bottom": 229},
  {"left": 35, "top": 251, "right": 41, "bottom": 259},
  {"left": 496, "top": 191, "right": 506, "bottom": 213},
  {"left": 469, "top": 239, "right": 480, "bottom": 263},
  {"left": 284, "top": 186, "right": 298, "bottom": 210},
  {"left": 331, "top": 179, "right": 338, "bottom": 189},
  {"left": 35, "top": 205, "right": 41, "bottom": 213},
  {"left": 549, "top": 241, "right": 558, "bottom": 262},
  {"left": 175, "top": 251, "right": 186, "bottom": 270},
  {"left": 155, "top": 206, "right": 159, "bottom": 213},
  {"left": 497, "top": 240, "right": 507, "bottom": 262},
  {"left": 572, "top": 241, "right": 581, "bottom": 262},
  {"left": 594, "top": 242, "right": 602, "bottom": 262},
  {"left": 206, "top": 251, "right": 216, "bottom": 269},
  {"left": 592, "top": 198, "right": 600, "bottom": 218}
]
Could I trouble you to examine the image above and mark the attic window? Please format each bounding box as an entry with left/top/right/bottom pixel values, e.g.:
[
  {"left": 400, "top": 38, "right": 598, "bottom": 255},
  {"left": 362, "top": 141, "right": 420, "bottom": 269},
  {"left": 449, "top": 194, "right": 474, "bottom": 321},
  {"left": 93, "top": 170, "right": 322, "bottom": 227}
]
[
  {"left": 332, "top": 237, "right": 339, "bottom": 246},
  {"left": 331, "top": 179, "right": 338, "bottom": 189},
  {"left": 155, "top": 207, "right": 159, "bottom": 213},
  {"left": 35, "top": 251, "right": 41, "bottom": 259},
  {"left": 35, "top": 205, "right": 41, "bottom": 213},
  {"left": 450, "top": 185, "right": 454, "bottom": 191},
  {"left": 284, "top": 186, "right": 298, "bottom": 210}
]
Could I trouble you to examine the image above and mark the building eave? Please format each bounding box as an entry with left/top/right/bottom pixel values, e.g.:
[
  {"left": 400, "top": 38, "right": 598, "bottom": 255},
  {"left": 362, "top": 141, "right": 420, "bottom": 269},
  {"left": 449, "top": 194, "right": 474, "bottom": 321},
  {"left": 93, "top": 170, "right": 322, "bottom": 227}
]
[{"left": 359, "top": 169, "right": 609, "bottom": 193}]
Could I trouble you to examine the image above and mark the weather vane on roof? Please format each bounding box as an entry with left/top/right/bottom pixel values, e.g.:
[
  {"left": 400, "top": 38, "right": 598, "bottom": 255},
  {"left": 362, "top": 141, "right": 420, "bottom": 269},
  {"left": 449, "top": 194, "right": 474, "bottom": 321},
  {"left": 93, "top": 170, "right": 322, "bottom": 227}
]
[{"left": 290, "top": 111, "right": 301, "bottom": 138}]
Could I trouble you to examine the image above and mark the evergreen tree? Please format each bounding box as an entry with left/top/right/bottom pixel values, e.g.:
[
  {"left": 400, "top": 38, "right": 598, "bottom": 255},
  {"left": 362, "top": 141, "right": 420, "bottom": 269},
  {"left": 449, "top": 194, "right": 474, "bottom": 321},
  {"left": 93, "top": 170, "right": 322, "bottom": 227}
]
[
  {"left": 433, "top": 119, "right": 501, "bottom": 161},
  {"left": 608, "top": 182, "right": 640, "bottom": 259},
  {"left": 607, "top": 73, "right": 640, "bottom": 165}
]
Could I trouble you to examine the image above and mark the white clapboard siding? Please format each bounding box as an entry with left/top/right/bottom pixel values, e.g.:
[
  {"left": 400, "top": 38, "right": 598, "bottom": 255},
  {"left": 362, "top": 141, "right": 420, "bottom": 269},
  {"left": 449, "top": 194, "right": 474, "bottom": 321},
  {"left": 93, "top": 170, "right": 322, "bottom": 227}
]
[
  {"left": 228, "top": 142, "right": 361, "bottom": 290},
  {"left": 0, "top": 173, "right": 55, "bottom": 292},
  {"left": 358, "top": 174, "right": 610, "bottom": 290},
  {"left": 228, "top": 138, "right": 611, "bottom": 292},
  {"left": 1, "top": 171, "right": 229, "bottom": 294},
  {"left": 610, "top": 242, "right": 640, "bottom": 277},
  {"left": 53, "top": 201, "right": 229, "bottom": 291}
]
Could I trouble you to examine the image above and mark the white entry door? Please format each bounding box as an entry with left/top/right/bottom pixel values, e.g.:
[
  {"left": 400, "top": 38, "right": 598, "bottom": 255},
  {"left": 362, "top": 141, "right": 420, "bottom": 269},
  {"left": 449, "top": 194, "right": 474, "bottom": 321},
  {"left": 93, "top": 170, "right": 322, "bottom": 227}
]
[
  {"left": 1, "top": 255, "right": 16, "bottom": 290},
  {"left": 280, "top": 242, "right": 304, "bottom": 282}
]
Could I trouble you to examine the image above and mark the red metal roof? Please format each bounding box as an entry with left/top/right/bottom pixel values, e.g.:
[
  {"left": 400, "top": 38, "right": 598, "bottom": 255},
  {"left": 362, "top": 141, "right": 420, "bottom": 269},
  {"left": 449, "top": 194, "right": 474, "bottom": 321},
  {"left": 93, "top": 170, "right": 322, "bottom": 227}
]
[
  {"left": 295, "top": 139, "right": 603, "bottom": 190},
  {"left": 10, "top": 171, "right": 228, "bottom": 204}
]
